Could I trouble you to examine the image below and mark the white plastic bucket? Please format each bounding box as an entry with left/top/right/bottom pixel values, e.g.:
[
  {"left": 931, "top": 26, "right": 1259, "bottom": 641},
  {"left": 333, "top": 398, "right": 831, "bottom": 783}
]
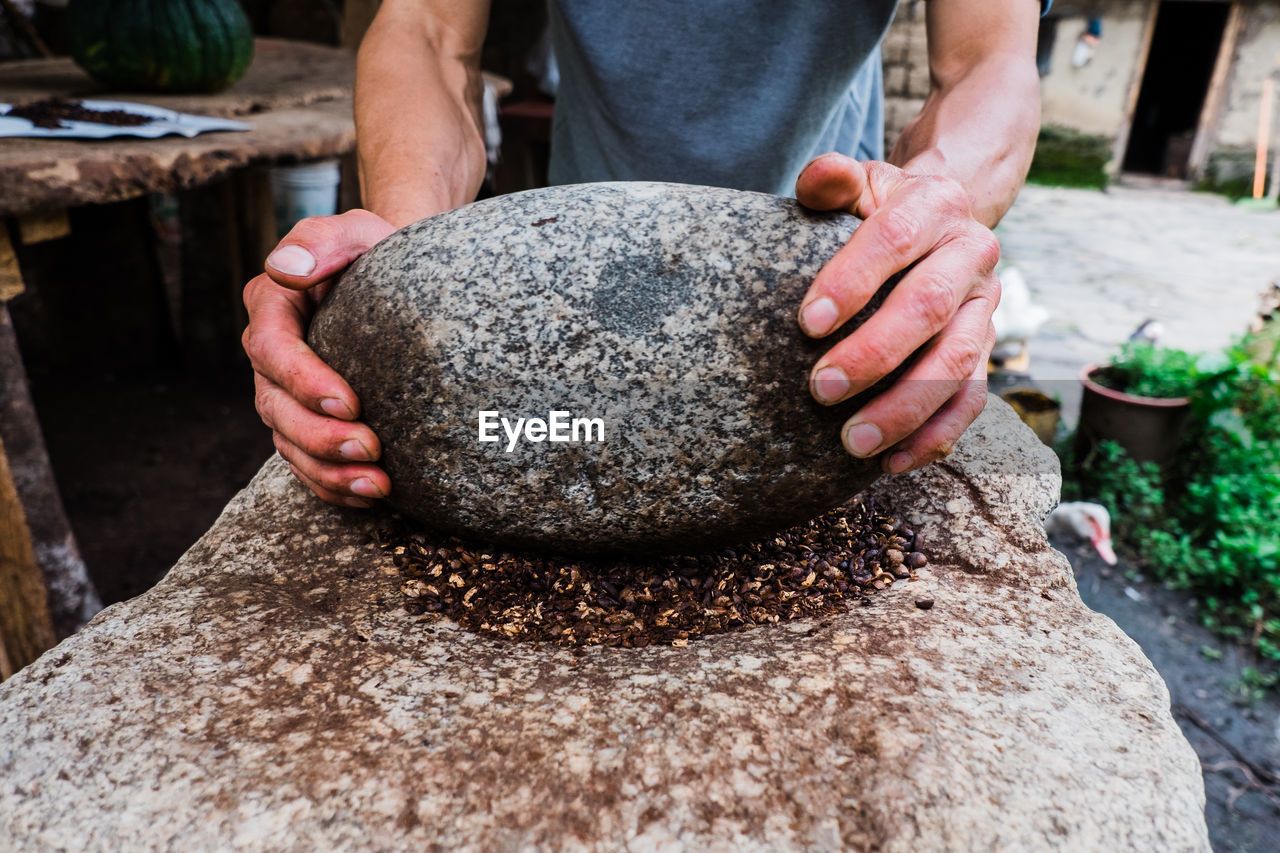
[{"left": 270, "top": 160, "right": 341, "bottom": 236}]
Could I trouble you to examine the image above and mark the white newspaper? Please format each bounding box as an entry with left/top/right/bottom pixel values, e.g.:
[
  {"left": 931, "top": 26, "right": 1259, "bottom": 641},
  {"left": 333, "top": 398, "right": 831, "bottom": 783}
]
[{"left": 0, "top": 99, "right": 251, "bottom": 139}]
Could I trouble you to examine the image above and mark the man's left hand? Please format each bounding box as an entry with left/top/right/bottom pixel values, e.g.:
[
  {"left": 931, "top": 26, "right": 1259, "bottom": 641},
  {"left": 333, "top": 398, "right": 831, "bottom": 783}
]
[{"left": 795, "top": 152, "right": 1002, "bottom": 475}]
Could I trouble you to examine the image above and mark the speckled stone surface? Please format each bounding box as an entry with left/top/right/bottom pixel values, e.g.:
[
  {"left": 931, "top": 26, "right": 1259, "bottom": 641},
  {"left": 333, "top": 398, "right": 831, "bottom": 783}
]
[
  {"left": 0, "top": 400, "right": 1209, "bottom": 852},
  {"left": 309, "top": 182, "right": 895, "bottom": 554}
]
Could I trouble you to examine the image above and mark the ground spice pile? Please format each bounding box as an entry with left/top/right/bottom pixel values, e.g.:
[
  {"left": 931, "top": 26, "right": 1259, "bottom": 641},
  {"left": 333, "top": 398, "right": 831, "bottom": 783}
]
[
  {"left": 4, "top": 98, "right": 153, "bottom": 129},
  {"left": 382, "top": 497, "right": 927, "bottom": 648}
]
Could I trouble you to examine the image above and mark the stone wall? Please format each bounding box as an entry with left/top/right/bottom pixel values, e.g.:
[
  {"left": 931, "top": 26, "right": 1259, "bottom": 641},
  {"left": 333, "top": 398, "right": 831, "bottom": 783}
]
[
  {"left": 1217, "top": 2, "right": 1280, "bottom": 150},
  {"left": 1032, "top": 0, "right": 1280, "bottom": 178},
  {"left": 1038, "top": 1, "right": 1152, "bottom": 139},
  {"left": 881, "top": 0, "right": 930, "bottom": 151}
]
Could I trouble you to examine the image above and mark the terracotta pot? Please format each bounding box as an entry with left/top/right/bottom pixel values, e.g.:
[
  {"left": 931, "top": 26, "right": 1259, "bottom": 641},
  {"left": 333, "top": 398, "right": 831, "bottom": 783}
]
[{"left": 1076, "top": 364, "right": 1191, "bottom": 465}]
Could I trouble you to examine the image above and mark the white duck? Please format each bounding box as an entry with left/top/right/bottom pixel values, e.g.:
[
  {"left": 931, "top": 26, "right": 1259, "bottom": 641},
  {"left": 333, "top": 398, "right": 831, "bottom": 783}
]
[
  {"left": 1045, "top": 501, "right": 1118, "bottom": 565},
  {"left": 992, "top": 266, "right": 1051, "bottom": 345}
]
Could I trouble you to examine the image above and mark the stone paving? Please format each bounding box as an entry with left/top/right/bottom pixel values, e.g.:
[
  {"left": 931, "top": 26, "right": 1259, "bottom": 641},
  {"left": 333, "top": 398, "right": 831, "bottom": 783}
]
[{"left": 995, "top": 185, "right": 1280, "bottom": 423}]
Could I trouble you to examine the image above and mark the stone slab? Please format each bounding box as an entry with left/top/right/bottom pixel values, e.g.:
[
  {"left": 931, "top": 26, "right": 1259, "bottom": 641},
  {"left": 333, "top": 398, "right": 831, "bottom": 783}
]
[{"left": 0, "top": 399, "right": 1210, "bottom": 851}]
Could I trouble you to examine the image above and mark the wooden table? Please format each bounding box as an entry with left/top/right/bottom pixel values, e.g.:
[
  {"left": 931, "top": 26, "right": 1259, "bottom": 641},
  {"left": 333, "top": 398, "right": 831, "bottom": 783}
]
[
  {"left": 0, "top": 39, "right": 357, "bottom": 678},
  {"left": 0, "top": 39, "right": 356, "bottom": 216}
]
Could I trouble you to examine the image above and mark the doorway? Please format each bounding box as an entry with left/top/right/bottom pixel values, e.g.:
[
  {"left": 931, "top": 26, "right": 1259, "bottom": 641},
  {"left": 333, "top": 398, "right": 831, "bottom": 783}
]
[{"left": 1121, "top": 1, "right": 1231, "bottom": 178}]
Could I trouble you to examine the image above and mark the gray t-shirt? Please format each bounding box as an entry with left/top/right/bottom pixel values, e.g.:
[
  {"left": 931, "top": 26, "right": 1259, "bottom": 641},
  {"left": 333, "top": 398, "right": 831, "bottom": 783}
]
[{"left": 546, "top": 0, "right": 898, "bottom": 196}]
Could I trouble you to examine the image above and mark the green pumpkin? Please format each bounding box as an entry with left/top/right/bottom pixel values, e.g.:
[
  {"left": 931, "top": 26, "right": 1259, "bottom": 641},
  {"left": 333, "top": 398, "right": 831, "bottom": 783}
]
[{"left": 66, "top": 0, "right": 255, "bottom": 94}]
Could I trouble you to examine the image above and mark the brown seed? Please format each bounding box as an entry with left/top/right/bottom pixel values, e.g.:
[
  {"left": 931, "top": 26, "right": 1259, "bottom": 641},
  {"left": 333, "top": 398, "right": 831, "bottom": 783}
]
[
  {"left": 915, "top": 599, "right": 935, "bottom": 610},
  {"left": 384, "top": 493, "right": 926, "bottom": 648},
  {"left": 907, "top": 552, "right": 928, "bottom": 569},
  {"left": 400, "top": 579, "right": 429, "bottom": 599}
]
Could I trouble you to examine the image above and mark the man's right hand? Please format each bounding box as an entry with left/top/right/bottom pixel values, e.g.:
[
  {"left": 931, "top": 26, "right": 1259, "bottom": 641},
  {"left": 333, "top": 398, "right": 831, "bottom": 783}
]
[{"left": 242, "top": 210, "right": 397, "bottom": 507}]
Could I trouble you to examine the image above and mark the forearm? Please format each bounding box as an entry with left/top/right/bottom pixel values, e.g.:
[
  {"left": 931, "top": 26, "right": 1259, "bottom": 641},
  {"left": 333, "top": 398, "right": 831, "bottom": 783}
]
[
  {"left": 889, "top": 2, "right": 1040, "bottom": 228},
  {"left": 355, "top": 1, "right": 489, "bottom": 228}
]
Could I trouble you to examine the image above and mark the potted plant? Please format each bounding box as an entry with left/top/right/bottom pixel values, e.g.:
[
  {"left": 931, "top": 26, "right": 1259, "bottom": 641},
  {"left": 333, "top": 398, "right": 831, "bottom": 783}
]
[
  {"left": 1077, "top": 342, "right": 1199, "bottom": 465},
  {"left": 1061, "top": 328, "right": 1280, "bottom": 679}
]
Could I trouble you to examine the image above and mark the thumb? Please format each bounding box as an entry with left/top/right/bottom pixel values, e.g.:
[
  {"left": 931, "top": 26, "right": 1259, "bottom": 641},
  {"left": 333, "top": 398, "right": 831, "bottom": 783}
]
[
  {"left": 265, "top": 209, "right": 397, "bottom": 290},
  {"left": 795, "top": 154, "right": 907, "bottom": 220}
]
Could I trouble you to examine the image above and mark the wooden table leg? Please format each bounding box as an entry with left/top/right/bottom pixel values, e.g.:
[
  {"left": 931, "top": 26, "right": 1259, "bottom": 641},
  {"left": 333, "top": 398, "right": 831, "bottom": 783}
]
[
  {"left": 17, "top": 209, "right": 71, "bottom": 245},
  {"left": 0, "top": 241, "right": 102, "bottom": 651},
  {"left": 0, "top": 432, "right": 57, "bottom": 680},
  {"left": 177, "top": 168, "right": 276, "bottom": 370},
  {"left": 0, "top": 223, "right": 23, "bottom": 302},
  {"left": 0, "top": 227, "right": 56, "bottom": 677},
  {"left": 234, "top": 165, "right": 280, "bottom": 290}
]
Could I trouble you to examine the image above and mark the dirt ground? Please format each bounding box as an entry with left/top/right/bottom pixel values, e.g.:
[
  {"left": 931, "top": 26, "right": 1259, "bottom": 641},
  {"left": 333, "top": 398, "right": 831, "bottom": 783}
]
[
  {"left": 1055, "top": 534, "right": 1280, "bottom": 851},
  {"left": 26, "top": 361, "right": 272, "bottom": 604}
]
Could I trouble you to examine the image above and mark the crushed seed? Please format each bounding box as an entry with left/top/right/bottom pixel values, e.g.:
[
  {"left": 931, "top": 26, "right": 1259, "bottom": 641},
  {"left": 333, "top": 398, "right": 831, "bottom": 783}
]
[
  {"left": 378, "top": 497, "right": 928, "bottom": 648},
  {"left": 3, "top": 98, "right": 153, "bottom": 129}
]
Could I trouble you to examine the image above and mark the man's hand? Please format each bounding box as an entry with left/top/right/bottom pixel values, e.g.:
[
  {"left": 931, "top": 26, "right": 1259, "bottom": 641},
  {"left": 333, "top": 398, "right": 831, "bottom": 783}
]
[
  {"left": 242, "top": 210, "right": 397, "bottom": 506},
  {"left": 795, "top": 153, "right": 1001, "bottom": 475}
]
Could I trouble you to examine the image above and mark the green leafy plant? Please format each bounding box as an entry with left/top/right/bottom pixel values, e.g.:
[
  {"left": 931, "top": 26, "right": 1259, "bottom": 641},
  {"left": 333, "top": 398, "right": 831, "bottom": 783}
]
[
  {"left": 1061, "top": 329, "right": 1280, "bottom": 683},
  {"left": 1230, "top": 667, "right": 1279, "bottom": 707},
  {"left": 1089, "top": 341, "right": 1203, "bottom": 399}
]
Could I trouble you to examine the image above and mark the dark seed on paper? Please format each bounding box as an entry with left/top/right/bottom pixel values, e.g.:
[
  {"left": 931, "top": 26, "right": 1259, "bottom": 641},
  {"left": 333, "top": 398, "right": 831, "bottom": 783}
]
[{"left": 4, "top": 98, "right": 153, "bottom": 129}]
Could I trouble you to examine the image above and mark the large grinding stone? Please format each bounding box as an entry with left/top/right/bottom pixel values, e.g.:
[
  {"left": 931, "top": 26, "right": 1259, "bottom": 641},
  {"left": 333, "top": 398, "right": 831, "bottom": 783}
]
[
  {"left": 309, "top": 182, "right": 896, "bottom": 553},
  {"left": 0, "top": 400, "right": 1210, "bottom": 851}
]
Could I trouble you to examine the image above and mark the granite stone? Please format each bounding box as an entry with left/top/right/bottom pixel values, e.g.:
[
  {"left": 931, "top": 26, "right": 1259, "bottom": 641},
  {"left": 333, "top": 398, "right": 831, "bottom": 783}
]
[
  {"left": 0, "top": 400, "right": 1210, "bottom": 851},
  {"left": 309, "top": 182, "right": 897, "bottom": 554}
]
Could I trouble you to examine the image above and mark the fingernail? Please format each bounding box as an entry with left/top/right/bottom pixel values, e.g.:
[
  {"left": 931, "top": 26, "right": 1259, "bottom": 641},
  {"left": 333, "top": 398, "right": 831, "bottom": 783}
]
[
  {"left": 343, "top": 497, "right": 374, "bottom": 509},
  {"left": 339, "top": 439, "right": 372, "bottom": 461},
  {"left": 321, "top": 398, "right": 356, "bottom": 419},
  {"left": 843, "top": 421, "right": 882, "bottom": 457},
  {"left": 800, "top": 297, "right": 839, "bottom": 336},
  {"left": 812, "top": 366, "right": 850, "bottom": 404},
  {"left": 887, "top": 451, "right": 914, "bottom": 474},
  {"left": 350, "top": 477, "right": 385, "bottom": 499},
  {"left": 266, "top": 245, "right": 316, "bottom": 277}
]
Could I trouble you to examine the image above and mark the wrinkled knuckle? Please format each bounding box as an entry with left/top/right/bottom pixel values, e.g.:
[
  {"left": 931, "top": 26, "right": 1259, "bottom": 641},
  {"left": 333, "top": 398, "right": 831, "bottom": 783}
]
[
  {"left": 918, "top": 174, "right": 966, "bottom": 210},
  {"left": 877, "top": 207, "right": 922, "bottom": 260},
  {"left": 241, "top": 324, "right": 261, "bottom": 361},
  {"left": 340, "top": 208, "right": 383, "bottom": 230},
  {"left": 959, "top": 381, "right": 989, "bottom": 422},
  {"left": 936, "top": 334, "right": 984, "bottom": 381},
  {"left": 242, "top": 274, "right": 262, "bottom": 305},
  {"left": 338, "top": 209, "right": 395, "bottom": 248},
  {"left": 858, "top": 337, "right": 898, "bottom": 375},
  {"left": 943, "top": 179, "right": 970, "bottom": 207},
  {"left": 313, "top": 466, "right": 350, "bottom": 493},
  {"left": 255, "top": 386, "right": 276, "bottom": 420},
  {"left": 911, "top": 273, "right": 956, "bottom": 331},
  {"left": 971, "top": 229, "right": 1001, "bottom": 273},
  {"left": 978, "top": 271, "right": 1002, "bottom": 303},
  {"left": 286, "top": 215, "right": 338, "bottom": 247}
]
